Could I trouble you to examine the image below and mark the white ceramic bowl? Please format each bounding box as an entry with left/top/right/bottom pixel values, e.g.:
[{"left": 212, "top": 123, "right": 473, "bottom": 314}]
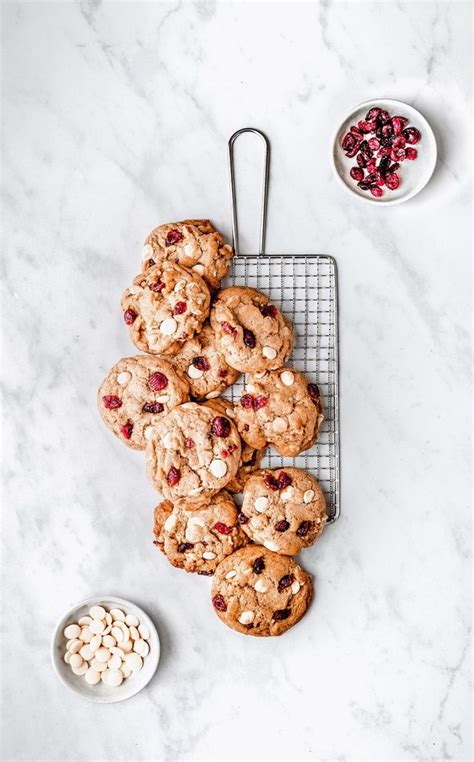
[
  {"left": 51, "top": 596, "right": 160, "bottom": 703},
  {"left": 332, "top": 98, "right": 437, "bottom": 205}
]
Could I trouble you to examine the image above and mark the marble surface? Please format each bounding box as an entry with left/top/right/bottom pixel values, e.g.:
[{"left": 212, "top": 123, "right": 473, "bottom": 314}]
[{"left": 2, "top": 1, "right": 472, "bottom": 760}]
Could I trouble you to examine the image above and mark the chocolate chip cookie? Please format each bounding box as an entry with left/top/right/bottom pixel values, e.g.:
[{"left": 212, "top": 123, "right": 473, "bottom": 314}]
[
  {"left": 153, "top": 491, "right": 247, "bottom": 575},
  {"left": 121, "top": 262, "right": 210, "bottom": 355},
  {"left": 98, "top": 356, "right": 190, "bottom": 450},
  {"left": 210, "top": 287, "right": 293, "bottom": 372},
  {"left": 240, "top": 468, "right": 327, "bottom": 554},
  {"left": 211, "top": 546, "right": 313, "bottom": 637},
  {"left": 171, "top": 322, "right": 240, "bottom": 401},
  {"left": 141, "top": 219, "right": 233, "bottom": 290},
  {"left": 203, "top": 398, "right": 266, "bottom": 492},
  {"left": 146, "top": 402, "right": 242, "bottom": 500},
  {"left": 235, "top": 368, "right": 324, "bottom": 457}
]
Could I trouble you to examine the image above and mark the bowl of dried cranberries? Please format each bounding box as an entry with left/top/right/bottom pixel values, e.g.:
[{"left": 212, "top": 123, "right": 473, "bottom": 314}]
[{"left": 333, "top": 98, "right": 437, "bottom": 205}]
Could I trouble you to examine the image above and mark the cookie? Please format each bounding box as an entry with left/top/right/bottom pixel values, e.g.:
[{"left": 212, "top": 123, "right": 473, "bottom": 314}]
[
  {"left": 154, "top": 491, "right": 247, "bottom": 575},
  {"left": 146, "top": 402, "right": 242, "bottom": 500},
  {"left": 235, "top": 368, "right": 324, "bottom": 457},
  {"left": 152, "top": 500, "right": 172, "bottom": 553},
  {"left": 121, "top": 262, "right": 210, "bottom": 355},
  {"left": 211, "top": 546, "right": 313, "bottom": 637},
  {"left": 240, "top": 468, "right": 327, "bottom": 554},
  {"left": 98, "top": 356, "right": 190, "bottom": 450},
  {"left": 171, "top": 322, "right": 240, "bottom": 401},
  {"left": 203, "top": 398, "right": 266, "bottom": 492},
  {"left": 209, "top": 287, "right": 293, "bottom": 372},
  {"left": 141, "top": 219, "right": 233, "bottom": 290}
]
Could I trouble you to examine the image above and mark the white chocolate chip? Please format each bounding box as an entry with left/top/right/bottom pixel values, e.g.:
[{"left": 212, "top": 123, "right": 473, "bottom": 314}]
[
  {"left": 121, "top": 639, "right": 133, "bottom": 653},
  {"left": 206, "top": 391, "right": 220, "bottom": 399},
  {"left": 291, "top": 581, "right": 301, "bottom": 594},
  {"left": 107, "top": 654, "right": 122, "bottom": 671},
  {"left": 187, "top": 364, "right": 204, "bottom": 379},
  {"left": 121, "top": 663, "right": 132, "bottom": 678},
  {"left": 100, "top": 671, "right": 109, "bottom": 684},
  {"left": 280, "top": 370, "right": 295, "bottom": 387},
  {"left": 262, "top": 346, "right": 277, "bottom": 360},
  {"left": 192, "top": 263, "right": 205, "bottom": 276},
  {"left": 89, "top": 619, "right": 105, "bottom": 635},
  {"left": 71, "top": 661, "right": 88, "bottom": 676},
  {"left": 64, "top": 651, "right": 71, "bottom": 664},
  {"left": 202, "top": 551, "right": 216, "bottom": 560},
  {"left": 68, "top": 639, "right": 82, "bottom": 654},
  {"left": 91, "top": 658, "right": 108, "bottom": 672},
  {"left": 85, "top": 668, "right": 101, "bottom": 685},
  {"left": 69, "top": 653, "right": 83, "bottom": 669},
  {"left": 102, "top": 635, "right": 116, "bottom": 649},
  {"left": 117, "top": 371, "right": 132, "bottom": 386},
  {"left": 162, "top": 432, "right": 173, "bottom": 449},
  {"left": 263, "top": 540, "right": 279, "bottom": 552},
  {"left": 254, "top": 496, "right": 269, "bottom": 513},
  {"left": 102, "top": 624, "right": 112, "bottom": 636},
  {"left": 155, "top": 395, "right": 169, "bottom": 403},
  {"left": 188, "top": 516, "right": 205, "bottom": 528},
  {"left": 125, "top": 614, "right": 139, "bottom": 628},
  {"left": 138, "top": 624, "right": 150, "bottom": 640},
  {"left": 141, "top": 243, "right": 154, "bottom": 261},
  {"left": 272, "top": 417, "right": 288, "bottom": 433},
  {"left": 105, "top": 612, "right": 112, "bottom": 625},
  {"left": 181, "top": 402, "right": 199, "bottom": 410},
  {"left": 107, "top": 669, "right": 124, "bottom": 687},
  {"left": 110, "top": 646, "right": 125, "bottom": 659},
  {"left": 79, "top": 627, "right": 92, "bottom": 643},
  {"left": 164, "top": 513, "right": 177, "bottom": 532},
  {"left": 111, "top": 626, "right": 124, "bottom": 643},
  {"left": 254, "top": 579, "right": 269, "bottom": 593},
  {"left": 89, "top": 606, "right": 106, "bottom": 621},
  {"left": 133, "top": 639, "right": 149, "bottom": 658},
  {"left": 144, "top": 425, "right": 156, "bottom": 441},
  {"left": 77, "top": 616, "right": 92, "bottom": 626},
  {"left": 225, "top": 407, "right": 235, "bottom": 418},
  {"left": 160, "top": 317, "right": 178, "bottom": 335},
  {"left": 210, "top": 459, "right": 227, "bottom": 478},
  {"left": 225, "top": 570, "right": 237, "bottom": 579},
  {"left": 174, "top": 279, "right": 186, "bottom": 292},
  {"left": 250, "top": 516, "right": 263, "bottom": 529},
  {"left": 64, "top": 624, "right": 81, "bottom": 640},
  {"left": 94, "top": 647, "right": 111, "bottom": 663},
  {"left": 303, "top": 489, "right": 315, "bottom": 504},
  {"left": 129, "top": 284, "right": 143, "bottom": 295},
  {"left": 125, "top": 652, "right": 143, "bottom": 672},
  {"left": 280, "top": 486, "right": 294, "bottom": 502},
  {"left": 89, "top": 635, "right": 102, "bottom": 652},
  {"left": 238, "top": 610, "right": 255, "bottom": 625},
  {"left": 110, "top": 609, "right": 126, "bottom": 622},
  {"left": 79, "top": 644, "right": 94, "bottom": 661}
]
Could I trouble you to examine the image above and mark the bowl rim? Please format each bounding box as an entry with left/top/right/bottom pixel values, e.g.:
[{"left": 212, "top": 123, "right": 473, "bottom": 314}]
[
  {"left": 50, "top": 595, "right": 160, "bottom": 703},
  {"left": 331, "top": 97, "right": 437, "bottom": 206}
]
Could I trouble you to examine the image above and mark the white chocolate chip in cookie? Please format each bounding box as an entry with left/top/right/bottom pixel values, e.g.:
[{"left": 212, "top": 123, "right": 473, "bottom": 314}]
[
  {"left": 254, "top": 579, "right": 269, "bottom": 593},
  {"left": 206, "top": 391, "right": 220, "bottom": 399},
  {"left": 192, "top": 263, "right": 205, "bottom": 276},
  {"left": 117, "top": 371, "right": 132, "bottom": 386},
  {"left": 142, "top": 243, "right": 154, "bottom": 261},
  {"left": 174, "top": 279, "right": 186, "bottom": 292},
  {"left": 155, "top": 395, "right": 169, "bottom": 403},
  {"left": 160, "top": 317, "right": 178, "bottom": 336},
  {"left": 162, "top": 432, "right": 173, "bottom": 449},
  {"left": 225, "top": 407, "right": 235, "bottom": 418},
  {"left": 210, "top": 459, "right": 227, "bottom": 478},
  {"left": 203, "top": 551, "right": 216, "bottom": 560},
  {"left": 280, "top": 370, "right": 295, "bottom": 387},
  {"left": 272, "top": 417, "right": 288, "bottom": 433},
  {"left": 164, "top": 514, "right": 177, "bottom": 532},
  {"left": 263, "top": 540, "right": 279, "bottom": 552},
  {"left": 144, "top": 425, "right": 156, "bottom": 441},
  {"left": 254, "top": 496, "right": 269, "bottom": 513},
  {"left": 250, "top": 516, "right": 263, "bottom": 529},
  {"left": 262, "top": 346, "right": 277, "bottom": 360},
  {"left": 291, "top": 581, "right": 301, "bottom": 594},
  {"left": 225, "top": 570, "right": 237, "bottom": 579},
  {"left": 280, "top": 486, "right": 294, "bottom": 502},
  {"left": 238, "top": 610, "right": 255, "bottom": 625},
  {"left": 303, "top": 489, "right": 315, "bottom": 503},
  {"left": 187, "top": 364, "right": 203, "bottom": 379}
]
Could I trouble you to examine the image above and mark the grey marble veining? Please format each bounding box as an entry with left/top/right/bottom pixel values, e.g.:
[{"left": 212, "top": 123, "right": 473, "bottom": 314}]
[{"left": 1, "top": 1, "right": 471, "bottom": 760}]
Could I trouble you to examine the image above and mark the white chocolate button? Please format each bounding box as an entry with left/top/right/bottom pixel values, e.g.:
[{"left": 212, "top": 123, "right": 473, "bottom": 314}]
[
  {"left": 125, "top": 652, "right": 143, "bottom": 672},
  {"left": 100, "top": 671, "right": 109, "bottom": 684},
  {"left": 68, "top": 639, "right": 82, "bottom": 654},
  {"left": 262, "top": 346, "right": 277, "bottom": 360},
  {"left": 238, "top": 610, "right": 255, "bottom": 625},
  {"left": 206, "top": 390, "right": 220, "bottom": 399},
  {"left": 155, "top": 394, "right": 169, "bottom": 404},
  {"left": 85, "top": 668, "right": 101, "bottom": 685},
  {"left": 94, "top": 647, "right": 111, "bottom": 663},
  {"left": 280, "top": 370, "right": 294, "bottom": 386},
  {"left": 69, "top": 653, "right": 83, "bottom": 669},
  {"left": 138, "top": 624, "right": 150, "bottom": 640},
  {"left": 291, "top": 581, "right": 301, "bottom": 594},
  {"left": 89, "top": 619, "right": 105, "bottom": 635},
  {"left": 254, "top": 579, "right": 269, "bottom": 593},
  {"left": 250, "top": 516, "right": 263, "bottom": 529},
  {"left": 89, "top": 635, "right": 102, "bottom": 652},
  {"left": 303, "top": 489, "right": 315, "bottom": 504},
  {"left": 117, "top": 371, "right": 131, "bottom": 386},
  {"left": 133, "top": 639, "right": 149, "bottom": 658},
  {"left": 187, "top": 364, "right": 203, "bottom": 379},
  {"left": 79, "top": 627, "right": 92, "bottom": 643},
  {"left": 107, "top": 654, "right": 122, "bottom": 670},
  {"left": 64, "top": 651, "right": 71, "bottom": 664},
  {"left": 121, "top": 663, "right": 132, "bottom": 678},
  {"left": 125, "top": 614, "right": 139, "bottom": 628},
  {"left": 79, "top": 645, "right": 94, "bottom": 661},
  {"left": 159, "top": 317, "right": 178, "bottom": 335},
  {"left": 129, "top": 626, "right": 139, "bottom": 641},
  {"left": 254, "top": 496, "right": 269, "bottom": 513},
  {"left": 263, "top": 540, "right": 279, "bottom": 551},
  {"left": 102, "top": 635, "right": 116, "bottom": 649},
  {"left": 64, "top": 624, "right": 81, "bottom": 640},
  {"left": 202, "top": 551, "right": 216, "bottom": 560},
  {"left": 107, "top": 670, "right": 123, "bottom": 687},
  {"left": 225, "top": 570, "right": 237, "bottom": 579},
  {"left": 174, "top": 279, "right": 186, "bottom": 292},
  {"left": 102, "top": 624, "right": 112, "bottom": 636},
  {"left": 111, "top": 626, "right": 124, "bottom": 642},
  {"left": 121, "top": 639, "right": 133, "bottom": 653},
  {"left": 163, "top": 432, "right": 173, "bottom": 449},
  {"left": 192, "top": 263, "right": 205, "bottom": 276},
  {"left": 210, "top": 459, "right": 227, "bottom": 478},
  {"left": 225, "top": 407, "right": 235, "bottom": 418},
  {"left": 188, "top": 516, "right": 205, "bottom": 528},
  {"left": 105, "top": 612, "right": 112, "bottom": 625},
  {"left": 272, "top": 417, "right": 288, "bottom": 432},
  {"left": 141, "top": 243, "right": 154, "bottom": 261},
  {"left": 110, "top": 646, "right": 125, "bottom": 659},
  {"left": 71, "top": 661, "right": 88, "bottom": 676},
  {"left": 144, "top": 425, "right": 156, "bottom": 441},
  {"left": 89, "top": 605, "right": 106, "bottom": 620},
  {"left": 77, "top": 616, "right": 92, "bottom": 626},
  {"left": 91, "top": 658, "right": 107, "bottom": 672},
  {"left": 164, "top": 513, "right": 177, "bottom": 532},
  {"left": 280, "top": 486, "right": 294, "bottom": 502}
]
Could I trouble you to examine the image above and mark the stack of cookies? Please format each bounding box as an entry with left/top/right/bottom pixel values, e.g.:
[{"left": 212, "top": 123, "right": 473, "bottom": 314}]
[{"left": 98, "top": 219, "right": 327, "bottom": 637}]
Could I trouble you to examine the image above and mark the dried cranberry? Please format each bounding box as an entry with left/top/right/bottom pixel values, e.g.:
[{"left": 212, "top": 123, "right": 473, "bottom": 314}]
[
  {"left": 221, "top": 321, "right": 237, "bottom": 338},
  {"left": 142, "top": 401, "right": 164, "bottom": 414},
  {"left": 272, "top": 608, "right": 291, "bottom": 621},
  {"left": 214, "top": 522, "right": 232, "bottom": 535},
  {"left": 243, "top": 424, "right": 249, "bottom": 432},
  {"left": 103, "top": 395, "right": 122, "bottom": 409},
  {"left": 368, "top": 138, "right": 380, "bottom": 150},
  {"left": 192, "top": 356, "right": 210, "bottom": 371},
  {"left": 296, "top": 520, "right": 313, "bottom": 537},
  {"left": 350, "top": 125, "right": 363, "bottom": 138},
  {"left": 365, "top": 106, "right": 381, "bottom": 122},
  {"left": 402, "top": 127, "right": 421, "bottom": 144},
  {"left": 358, "top": 180, "right": 371, "bottom": 191},
  {"left": 228, "top": 443, "right": 238, "bottom": 453},
  {"left": 278, "top": 471, "right": 292, "bottom": 489},
  {"left": 253, "top": 395, "right": 268, "bottom": 410},
  {"left": 357, "top": 153, "right": 368, "bottom": 168},
  {"left": 237, "top": 512, "right": 249, "bottom": 524},
  {"left": 243, "top": 329, "right": 256, "bottom": 348},
  {"left": 150, "top": 280, "right": 165, "bottom": 292},
  {"left": 177, "top": 542, "right": 194, "bottom": 552},
  {"left": 381, "top": 123, "right": 393, "bottom": 138},
  {"left": 211, "top": 416, "right": 231, "bottom": 438},
  {"left": 275, "top": 520, "right": 290, "bottom": 532},
  {"left": 405, "top": 147, "right": 417, "bottom": 160},
  {"left": 165, "top": 229, "right": 184, "bottom": 247},
  {"left": 264, "top": 474, "right": 280, "bottom": 491},
  {"left": 389, "top": 163, "right": 400, "bottom": 172},
  {"left": 370, "top": 187, "right": 383, "bottom": 198},
  {"left": 149, "top": 372, "right": 168, "bottom": 391},
  {"left": 220, "top": 449, "right": 229, "bottom": 458},
  {"left": 392, "top": 136, "right": 406, "bottom": 151},
  {"left": 123, "top": 308, "right": 137, "bottom": 325},
  {"left": 378, "top": 109, "right": 390, "bottom": 124},
  {"left": 391, "top": 148, "right": 406, "bottom": 162},
  {"left": 212, "top": 594, "right": 227, "bottom": 611},
  {"left": 120, "top": 420, "right": 133, "bottom": 439},
  {"left": 307, "top": 383, "right": 320, "bottom": 402},
  {"left": 173, "top": 301, "right": 187, "bottom": 315},
  {"left": 277, "top": 574, "right": 294, "bottom": 592},
  {"left": 385, "top": 172, "right": 400, "bottom": 190},
  {"left": 391, "top": 116, "right": 408, "bottom": 135},
  {"left": 341, "top": 132, "right": 357, "bottom": 150},
  {"left": 350, "top": 167, "right": 364, "bottom": 181},
  {"left": 167, "top": 467, "right": 181, "bottom": 486},
  {"left": 240, "top": 394, "right": 254, "bottom": 409},
  {"left": 357, "top": 120, "right": 376, "bottom": 133},
  {"left": 345, "top": 142, "right": 360, "bottom": 158},
  {"left": 252, "top": 556, "right": 265, "bottom": 574},
  {"left": 379, "top": 156, "right": 391, "bottom": 175},
  {"left": 185, "top": 438, "right": 194, "bottom": 448},
  {"left": 260, "top": 304, "right": 278, "bottom": 318},
  {"left": 218, "top": 368, "right": 228, "bottom": 378}
]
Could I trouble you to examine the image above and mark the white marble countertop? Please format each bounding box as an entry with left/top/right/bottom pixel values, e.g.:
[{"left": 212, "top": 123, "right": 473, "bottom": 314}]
[{"left": 2, "top": 2, "right": 471, "bottom": 760}]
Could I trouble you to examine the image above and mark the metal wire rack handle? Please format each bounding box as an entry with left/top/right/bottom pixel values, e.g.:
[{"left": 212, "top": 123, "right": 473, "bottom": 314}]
[{"left": 228, "top": 128, "right": 270, "bottom": 257}]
